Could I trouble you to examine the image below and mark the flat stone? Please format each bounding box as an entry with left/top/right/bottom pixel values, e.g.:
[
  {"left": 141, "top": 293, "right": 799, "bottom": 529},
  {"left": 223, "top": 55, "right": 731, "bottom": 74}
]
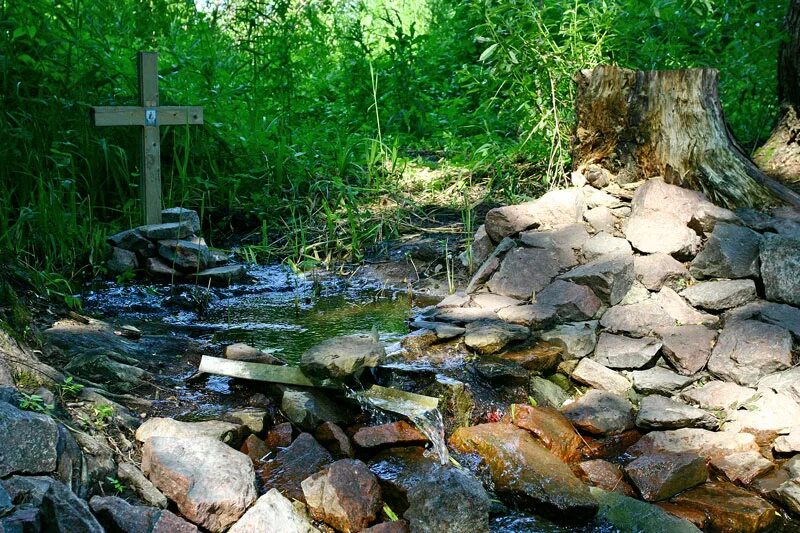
[
  {"left": 680, "top": 381, "right": 758, "bottom": 411},
  {"left": 535, "top": 280, "right": 601, "bottom": 321},
  {"left": 561, "top": 390, "right": 635, "bottom": 435},
  {"left": 117, "top": 462, "right": 168, "bottom": 509},
  {"left": 281, "top": 388, "right": 351, "bottom": 432},
  {"left": 630, "top": 366, "right": 699, "bottom": 395},
  {"left": 194, "top": 265, "right": 247, "bottom": 286},
  {"left": 497, "top": 303, "right": 556, "bottom": 328},
  {"left": 721, "top": 390, "right": 800, "bottom": 436},
  {"left": 499, "top": 341, "right": 561, "bottom": 371},
  {"left": 300, "top": 334, "right": 385, "bottom": 379},
  {"left": 634, "top": 253, "right": 688, "bottom": 291},
  {"left": 707, "top": 319, "right": 792, "bottom": 386},
  {"left": 629, "top": 179, "right": 705, "bottom": 224},
  {"left": 409, "top": 320, "right": 465, "bottom": 340},
  {"left": 581, "top": 232, "right": 632, "bottom": 260},
  {"left": 625, "top": 213, "right": 701, "bottom": 258},
  {"left": 591, "top": 488, "right": 701, "bottom": 532},
  {"left": 540, "top": 321, "right": 598, "bottom": 359},
  {"left": 437, "top": 292, "right": 470, "bottom": 308},
  {"left": 158, "top": 239, "right": 212, "bottom": 271},
  {"left": 625, "top": 452, "right": 707, "bottom": 501},
  {"left": 486, "top": 247, "right": 563, "bottom": 299},
  {"left": 449, "top": 423, "right": 598, "bottom": 522},
  {"left": 671, "top": 481, "right": 777, "bottom": 533},
  {"left": 0, "top": 401, "right": 59, "bottom": 477},
  {"left": 578, "top": 460, "right": 636, "bottom": 496},
  {"left": 505, "top": 404, "right": 583, "bottom": 463},
  {"left": 559, "top": 253, "right": 634, "bottom": 305},
  {"left": 484, "top": 188, "right": 586, "bottom": 241},
  {"left": 760, "top": 233, "right": 800, "bottom": 306},
  {"left": 314, "top": 422, "right": 354, "bottom": 459},
  {"left": 463, "top": 319, "right": 529, "bottom": 355},
  {"left": 584, "top": 206, "right": 616, "bottom": 233},
  {"left": 107, "top": 228, "right": 151, "bottom": 252},
  {"left": 470, "top": 292, "right": 522, "bottom": 311},
  {"left": 229, "top": 488, "right": 317, "bottom": 533},
  {"left": 302, "top": 459, "right": 382, "bottom": 532},
  {"left": 657, "top": 325, "right": 717, "bottom": 376},
  {"left": 135, "top": 417, "right": 246, "bottom": 447},
  {"left": 137, "top": 221, "right": 193, "bottom": 240},
  {"left": 681, "top": 279, "right": 757, "bottom": 310},
  {"left": 142, "top": 436, "right": 257, "bottom": 532},
  {"left": 636, "top": 395, "right": 718, "bottom": 430},
  {"left": 654, "top": 287, "right": 718, "bottom": 325},
  {"left": 571, "top": 359, "right": 631, "bottom": 395},
  {"left": 436, "top": 306, "right": 498, "bottom": 324},
  {"left": 710, "top": 451, "right": 774, "bottom": 485},
  {"left": 473, "top": 356, "right": 529, "bottom": 385},
  {"left": 520, "top": 223, "right": 590, "bottom": 250},
  {"left": 353, "top": 421, "right": 427, "bottom": 449},
  {"left": 162, "top": 207, "right": 201, "bottom": 233},
  {"left": 690, "top": 222, "right": 761, "bottom": 279},
  {"left": 64, "top": 348, "right": 147, "bottom": 393},
  {"left": 259, "top": 433, "right": 334, "bottom": 502},
  {"left": 593, "top": 333, "right": 661, "bottom": 369},
  {"left": 529, "top": 376, "right": 569, "bottom": 408},
  {"left": 628, "top": 428, "right": 759, "bottom": 461}
]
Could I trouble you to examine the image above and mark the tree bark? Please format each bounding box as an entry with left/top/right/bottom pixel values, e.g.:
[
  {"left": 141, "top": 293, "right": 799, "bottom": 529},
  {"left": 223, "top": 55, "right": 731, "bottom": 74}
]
[
  {"left": 573, "top": 65, "right": 800, "bottom": 208},
  {"left": 754, "top": 0, "right": 800, "bottom": 184}
]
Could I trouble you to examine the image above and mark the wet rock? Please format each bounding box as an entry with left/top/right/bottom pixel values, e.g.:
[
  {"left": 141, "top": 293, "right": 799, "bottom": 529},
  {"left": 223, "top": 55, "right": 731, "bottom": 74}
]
[
  {"left": 300, "top": 334, "right": 385, "bottom": 379},
  {"left": 654, "top": 287, "right": 718, "bottom": 326},
  {"left": 463, "top": 320, "right": 528, "bottom": 355},
  {"left": 408, "top": 320, "right": 465, "bottom": 341},
  {"left": 353, "top": 421, "right": 428, "bottom": 450},
  {"left": 707, "top": 319, "right": 792, "bottom": 386},
  {"left": 625, "top": 452, "right": 707, "bottom": 501},
  {"left": 709, "top": 451, "right": 774, "bottom": 485},
  {"left": 90, "top": 495, "right": 198, "bottom": 533},
  {"left": 108, "top": 246, "right": 138, "bottom": 274},
  {"left": 634, "top": 253, "right": 688, "bottom": 291},
  {"left": 224, "top": 343, "right": 283, "bottom": 365},
  {"left": 302, "top": 459, "right": 382, "bottom": 532},
  {"left": 117, "top": 461, "right": 168, "bottom": 509},
  {"left": 540, "top": 321, "right": 598, "bottom": 359},
  {"left": 592, "top": 333, "right": 662, "bottom": 369},
  {"left": 636, "top": 395, "right": 718, "bottom": 430},
  {"left": 486, "top": 248, "right": 563, "bottom": 300},
  {"left": 570, "top": 359, "right": 631, "bottom": 395},
  {"left": 628, "top": 428, "right": 759, "bottom": 461},
  {"left": 135, "top": 417, "right": 247, "bottom": 447},
  {"left": 591, "top": 487, "right": 701, "bottom": 532},
  {"left": 584, "top": 206, "right": 616, "bottom": 233},
  {"left": 1, "top": 475, "right": 104, "bottom": 532},
  {"left": 162, "top": 207, "right": 201, "bottom": 233},
  {"left": 241, "top": 434, "right": 270, "bottom": 463},
  {"left": 194, "top": 264, "right": 247, "bottom": 286},
  {"left": 499, "top": 341, "right": 561, "bottom": 371},
  {"left": 449, "top": 423, "right": 598, "bottom": 522},
  {"left": 496, "top": 303, "right": 556, "bottom": 328},
  {"left": 260, "top": 433, "right": 334, "bottom": 502},
  {"left": 505, "top": 404, "right": 583, "bottom": 462},
  {"left": 599, "top": 300, "right": 674, "bottom": 337},
  {"left": 314, "top": 422, "right": 354, "bottom": 459},
  {"left": 529, "top": 376, "right": 569, "bottom": 409},
  {"left": 535, "top": 280, "right": 602, "bottom": 321},
  {"left": 690, "top": 222, "right": 761, "bottom": 279},
  {"left": 473, "top": 356, "right": 529, "bottom": 385},
  {"left": 266, "top": 422, "right": 294, "bottom": 450},
  {"left": 578, "top": 459, "right": 636, "bottom": 496},
  {"left": 561, "top": 390, "right": 634, "bottom": 435},
  {"left": 484, "top": 188, "right": 586, "bottom": 241},
  {"left": 630, "top": 366, "right": 699, "bottom": 395},
  {"left": 625, "top": 213, "right": 701, "bottom": 258},
  {"left": 671, "top": 481, "right": 777, "bottom": 533},
  {"left": 138, "top": 221, "right": 194, "bottom": 240},
  {"left": 559, "top": 253, "right": 634, "bottom": 305},
  {"left": 281, "top": 388, "right": 351, "bottom": 432},
  {"left": 228, "top": 488, "right": 317, "bottom": 533},
  {"left": 680, "top": 381, "right": 757, "bottom": 412},
  {"left": 581, "top": 232, "right": 632, "bottom": 260},
  {"left": 64, "top": 348, "right": 147, "bottom": 392},
  {"left": 107, "top": 228, "right": 151, "bottom": 252},
  {"left": 158, "top": 239, "right": 212, "bottom": 271},
  {"left": 142, "top": 436, "right": 256, "bottom": 532},
  {"left": 0, "top": 400, "right": 59, "bottom": 477},
  {"left": 658, "top": 325, "right": 717, "bottom": 376},
  {"left": 581, "top": 429, "right": 643, "bottom": 460},
  {"left": 721, "top": 390, "right": 800, "bottom": 436},
  {"left": 760, "top": 233, "right": 800, "bottom": 306},
  {"left": 223, "top": 408, "right": 270, "bottom": 435},
  {"left": 681, "top": 279, "right": 757, "bottom": 310}
]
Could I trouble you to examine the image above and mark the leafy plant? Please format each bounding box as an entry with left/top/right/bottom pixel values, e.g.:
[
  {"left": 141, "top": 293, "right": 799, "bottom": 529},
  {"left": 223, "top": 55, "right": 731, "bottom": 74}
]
[
  {"left": 58, "top": 376, "right": 84, "bottom": 401},
  {"left": 105, "top": 476, "right": 125, "bottom": 494},
  {"left": 19, "top": 393, "right": 54, "bottom": 414}
]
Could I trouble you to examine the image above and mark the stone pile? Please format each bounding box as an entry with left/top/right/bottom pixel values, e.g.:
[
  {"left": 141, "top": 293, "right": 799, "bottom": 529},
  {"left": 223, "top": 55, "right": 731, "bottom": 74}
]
[{"left": 106, "top": 207, "right": 247, "bottom": 285}]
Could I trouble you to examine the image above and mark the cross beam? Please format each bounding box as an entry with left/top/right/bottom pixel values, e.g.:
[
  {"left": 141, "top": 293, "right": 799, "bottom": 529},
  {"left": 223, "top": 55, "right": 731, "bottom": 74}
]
[{"left": 91, "top": 51, "right": 203, "bottom": 225}]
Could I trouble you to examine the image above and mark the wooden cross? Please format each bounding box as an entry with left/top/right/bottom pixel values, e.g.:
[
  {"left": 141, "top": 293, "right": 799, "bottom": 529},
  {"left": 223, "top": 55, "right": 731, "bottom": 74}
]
[{"left": 91, "top": 51, "right": 203, "bottom": 225}]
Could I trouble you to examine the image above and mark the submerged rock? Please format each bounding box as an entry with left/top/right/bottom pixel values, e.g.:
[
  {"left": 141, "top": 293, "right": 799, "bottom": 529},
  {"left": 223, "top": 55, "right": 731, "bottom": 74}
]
[
  {"left": 590, "top": 487, "right": 700, "bottom": 532},
  {"left": 281, "top": 388, "right": 351, "bottom": 432},
  {"left": 671, "top": 481, "right": 777, "bottom": 533},
  {"left": 300, "top": 334, "right": 385, "bottom": 379}
]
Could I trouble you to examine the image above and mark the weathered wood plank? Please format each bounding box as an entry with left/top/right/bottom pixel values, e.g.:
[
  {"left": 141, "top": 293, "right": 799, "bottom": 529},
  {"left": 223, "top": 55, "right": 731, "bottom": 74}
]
[
  {"left": 198, "top": 356, "right": 336, "bottom": 388},
  {"left": 359, "top": 385, "right": 439, "bottom": 417},
  {"left": 158, "top": 106, "right": 204, "bottom": 125},
  {"left": 92, "top": 106, "right": 204, "bottom": 127},
  {"left": 139, "top": 51, "right": 161, "bottom": 225}
]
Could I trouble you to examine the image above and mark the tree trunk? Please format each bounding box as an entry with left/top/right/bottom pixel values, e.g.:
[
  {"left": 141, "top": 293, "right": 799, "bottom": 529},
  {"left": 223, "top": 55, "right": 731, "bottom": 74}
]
[
  {"left": 573, "top": 65, "right": 800, "bottom": 208},
  {"left": 754, "top": 0, "right": 800, "bottom": 184}
]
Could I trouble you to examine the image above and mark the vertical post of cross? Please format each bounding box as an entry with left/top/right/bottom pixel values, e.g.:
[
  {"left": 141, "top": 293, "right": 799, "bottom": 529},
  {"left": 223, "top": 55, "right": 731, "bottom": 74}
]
[{"left": 138, "top": 51, "right": 162, "bottom": 224}]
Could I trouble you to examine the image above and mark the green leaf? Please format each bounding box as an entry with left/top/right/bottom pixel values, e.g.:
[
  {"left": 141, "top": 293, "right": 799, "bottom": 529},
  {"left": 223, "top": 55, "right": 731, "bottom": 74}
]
[
  {"left": 12, "top": 27, "right": 26, "bottom": 40},
  {"left": 479, "top": 43, "right": 499, "bottom": 62}
]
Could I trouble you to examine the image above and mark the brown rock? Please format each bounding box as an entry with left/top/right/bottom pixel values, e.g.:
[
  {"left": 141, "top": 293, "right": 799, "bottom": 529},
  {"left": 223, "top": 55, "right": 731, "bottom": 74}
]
[
  {"left": 315, "top": 422, "right": 354, "bottom": 459},
  {"left": 499, "top": 341, "right": 562, "bottom": 371},
  {"left": 259, "top": 433, "right": 334, "bottom": 502},
  {"left": 709, "top": 451, "right": 774, "bottom": 485},
  {"left": 240, "top": 435, "right": 270, "bottom": 464},
  {"left": 581, "top": 429, "right": 642, "bottom": 460},
  {"left": 497, "top": 303, "right": 557, "bottom": 328},
  {"left": 627, "top": 428, "right": 759, "bottom": 462},
  {"left": 707, "top": 319, "right": 792, "bottom": 386},
  {"left": 571, "top": 359, "right": 631, "bottom": 395},
  {"left": 624, "top": 213, "right": 701, "bottom": 258},
  {"left": 504, "top": 404, "right": 583, "bottom": 463},
  {"left": 577, "top": 459, "right": 636, "bottom": 497},
  {"left": 486, "top": 248, "right": 563, "bottom": 300},
  {"left": 561, "top": 390, "right": 635, "bottom": 436},
  {"left": 658, "top": 325, "right": 717, "bottom": 376},
  {"left": 634, "top": 253, "right": 688, "bottom": 291},
  {"left": 463, "top": 319, "right": 529, "bottom": 355},
  {"left": 362, "top": 521, "right": 410, "bottom": 533},
  {"left": 599, "top": 300, "right": 675, "bottom": 337},
  {"left": 266, "top": 422, "right": 294, "bottom": 450},
  {"left": 353, "top": 421, "right": 428, "bottom": 450},
  {"left": 302, "top": 459, "right": 382, "bottom": 532},
  {"left": 671, "top": 481, "right": 777, "bottom": 533},
  {"left": 655, "top": 501, "right": 708, "bottom": 530},
  {"left": 484, "top": 189, "right": 586, "bottom": 242},
  {"left": 224, "top": 343, "right": 283, "bottom": 365},
  {"left": 624, "top": 452, "right": 707, "bottom": 501}
]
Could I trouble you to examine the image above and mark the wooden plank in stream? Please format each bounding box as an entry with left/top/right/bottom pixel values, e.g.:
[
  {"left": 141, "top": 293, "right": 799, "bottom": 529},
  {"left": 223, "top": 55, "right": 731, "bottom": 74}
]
[{"left": 198, "top": 356, "right": 337, "bottom": 388}]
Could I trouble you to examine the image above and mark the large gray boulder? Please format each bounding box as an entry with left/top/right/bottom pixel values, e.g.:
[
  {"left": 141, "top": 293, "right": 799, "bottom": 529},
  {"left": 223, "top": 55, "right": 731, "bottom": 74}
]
[
  {"left": 689, "top": 222, "right": 761, "bottom": 279},
  {"left": 300, "top": 334, "right": 385, "bottom": 379},
  {"left": 484, "top": 188, "right": 586, "bottom": 242},
  {"left": 592, "top": 333, "right": 662, "bottom": 369},
  {"left": 760, "top": 233, "right": 800, "bottom": 306},
  {"left": 559, "top": 253, "right": 634, "bottom": 305},
  {"left": 486, "top": 247, "right": 563, "bottom": 300},
  {"left": 707, "top": 320, "right": 792, "bottom": 386},
  {"left": 0, "top": 401, "right": 60, "bottom": 477}
]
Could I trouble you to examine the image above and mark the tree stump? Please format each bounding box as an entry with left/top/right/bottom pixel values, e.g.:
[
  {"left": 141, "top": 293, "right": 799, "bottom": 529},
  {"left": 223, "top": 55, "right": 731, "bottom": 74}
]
[
  {"left": 573, "top": 65, "right": 800, "bottom": 208},
  {"left": 754, "top": 0, "right": 800, "bottom": 185}
]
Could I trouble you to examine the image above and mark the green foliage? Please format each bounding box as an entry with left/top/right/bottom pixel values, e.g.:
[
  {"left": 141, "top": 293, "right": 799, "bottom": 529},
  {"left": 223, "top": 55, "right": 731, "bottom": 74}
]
[
  {"left": 0, "top": 0, "right": 788, "bottom": 279},
  {"left": 19, "top": 393, "right": 54, "bottom": 414},
  {"left": 58, "top": 376, "right": 84, "bottom": 400},
  {"left": 105, "top": 476, "right": 125, "bottom": 494}
]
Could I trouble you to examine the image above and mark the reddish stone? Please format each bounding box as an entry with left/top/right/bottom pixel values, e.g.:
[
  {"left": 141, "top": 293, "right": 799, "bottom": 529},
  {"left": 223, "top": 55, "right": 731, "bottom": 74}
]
[
  {"left": 671, "top": 481, "right": 777, "bottom": 533},
  {"left": 265, "top": 422, "right": 293, "bottom": 450},
  {"left": 624, "top": 452, "right": 707, "bottom": 501},
  {"left": 655, "top": 501, "right": 708, "bottom": 529},
  {"left": 259, "top": 433, "right": 333, "bottom": 502},
  {"left": 362, "top": 520, "right": 410, "bottom": 533},
  {"left": 577, "top": 460, "right": 636, "bottom": 497},
  {"left": 581, "top": 429, "right": 642, "bottom": 460},
  {"left": 504, "top": 404, "right": 583, "bottom": 463},
  {"left": 500, "top": 341, "right": 562, "bottom": 371},
  {"left": 314, "top": 421, "right": 354, "bottom": 459},
  {"left": 353, "top": 421, "right": 428, "bottom": 449},
  {"left": 240, "top": 434, "right": 270, "bottom": 464}
]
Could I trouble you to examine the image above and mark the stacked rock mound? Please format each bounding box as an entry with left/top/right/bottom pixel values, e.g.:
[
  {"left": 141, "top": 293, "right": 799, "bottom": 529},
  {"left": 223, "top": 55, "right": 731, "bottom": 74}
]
[
  {"left": 402, "top": 177, "right": 800, "bottom": 531},
  {"left": 106, "top": 207, "right": 247, "bottom": 285}
]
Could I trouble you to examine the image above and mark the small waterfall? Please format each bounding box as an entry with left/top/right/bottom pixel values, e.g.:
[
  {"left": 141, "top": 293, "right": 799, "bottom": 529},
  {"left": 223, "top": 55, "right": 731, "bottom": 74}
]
[{"left": 409, "top": 407, "right": 449, "bottom": 465}]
